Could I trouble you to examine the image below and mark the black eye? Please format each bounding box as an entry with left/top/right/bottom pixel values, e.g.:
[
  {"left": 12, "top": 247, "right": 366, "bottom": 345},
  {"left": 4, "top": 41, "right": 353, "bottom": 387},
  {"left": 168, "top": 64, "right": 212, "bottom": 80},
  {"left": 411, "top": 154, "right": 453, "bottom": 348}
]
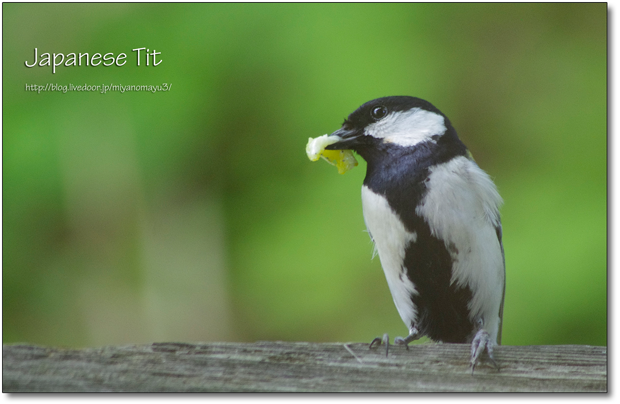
[{"left": 371, "top": 106, "right": 388, "bottom": 120}]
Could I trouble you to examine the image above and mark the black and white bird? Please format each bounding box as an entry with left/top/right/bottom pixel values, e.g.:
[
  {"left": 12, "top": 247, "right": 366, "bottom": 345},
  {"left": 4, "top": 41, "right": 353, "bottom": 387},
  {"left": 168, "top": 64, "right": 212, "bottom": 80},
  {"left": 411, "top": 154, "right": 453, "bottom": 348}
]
[{"left": 324, "top": 96, "right": 505, "bottom": 370}]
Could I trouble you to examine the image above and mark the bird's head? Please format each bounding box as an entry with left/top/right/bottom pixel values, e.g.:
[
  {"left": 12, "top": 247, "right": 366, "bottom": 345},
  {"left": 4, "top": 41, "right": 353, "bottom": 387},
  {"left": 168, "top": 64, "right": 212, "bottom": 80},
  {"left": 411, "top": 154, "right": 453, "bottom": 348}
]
[{"left": 325, "top": 96, "right": 458, "bottom": 162}]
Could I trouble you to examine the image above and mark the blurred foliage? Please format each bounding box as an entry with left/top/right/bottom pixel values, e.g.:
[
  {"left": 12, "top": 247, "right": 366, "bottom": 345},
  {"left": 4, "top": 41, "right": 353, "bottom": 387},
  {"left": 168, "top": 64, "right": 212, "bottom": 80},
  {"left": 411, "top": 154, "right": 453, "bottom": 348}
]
[{"left": 2, "top": 3, "right": 606, "bottom": 348}]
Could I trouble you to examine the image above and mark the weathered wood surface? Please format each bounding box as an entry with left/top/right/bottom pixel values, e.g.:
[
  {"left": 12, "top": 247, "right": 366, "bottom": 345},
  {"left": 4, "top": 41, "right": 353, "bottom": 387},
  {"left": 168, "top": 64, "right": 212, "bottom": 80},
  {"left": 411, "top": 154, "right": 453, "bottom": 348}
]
[{"left": 2, "top": 341, "right": 606, "bottom": 392}]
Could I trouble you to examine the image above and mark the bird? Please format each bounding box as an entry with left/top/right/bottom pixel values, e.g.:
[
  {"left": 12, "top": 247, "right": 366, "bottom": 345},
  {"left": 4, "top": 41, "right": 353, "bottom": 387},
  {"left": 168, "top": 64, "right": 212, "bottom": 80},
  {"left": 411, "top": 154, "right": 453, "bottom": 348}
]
[{"left": 323, "top": 96, "right": 505, "bottom": 371}]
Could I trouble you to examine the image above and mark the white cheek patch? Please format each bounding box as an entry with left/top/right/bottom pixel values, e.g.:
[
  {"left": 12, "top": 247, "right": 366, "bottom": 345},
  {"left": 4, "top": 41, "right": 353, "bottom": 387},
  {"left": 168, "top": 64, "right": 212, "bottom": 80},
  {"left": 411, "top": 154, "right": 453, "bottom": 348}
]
[
  {"left": 415, "top": 156, "right": 504, "bottom": 343},
  {"left": 365, "top": 108, "right": 447, "bottom": 147},
  {"left": 362, "top": 186, "right": 418, "bottom": 329}
]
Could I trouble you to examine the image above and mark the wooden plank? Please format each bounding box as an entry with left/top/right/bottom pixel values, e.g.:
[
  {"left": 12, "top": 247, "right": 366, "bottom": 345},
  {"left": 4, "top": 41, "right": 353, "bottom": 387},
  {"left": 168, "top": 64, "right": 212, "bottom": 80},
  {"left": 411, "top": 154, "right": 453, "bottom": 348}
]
[{"left": 2, "top": 342, "right": 607, "bottom": 392}]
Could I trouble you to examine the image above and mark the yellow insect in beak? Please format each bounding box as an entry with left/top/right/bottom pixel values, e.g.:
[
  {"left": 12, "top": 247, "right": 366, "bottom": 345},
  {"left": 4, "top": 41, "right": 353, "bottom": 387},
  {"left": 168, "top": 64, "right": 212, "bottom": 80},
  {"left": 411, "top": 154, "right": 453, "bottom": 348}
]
[{"left": 306, "top": 134, "right": 358, "bottom": 174}]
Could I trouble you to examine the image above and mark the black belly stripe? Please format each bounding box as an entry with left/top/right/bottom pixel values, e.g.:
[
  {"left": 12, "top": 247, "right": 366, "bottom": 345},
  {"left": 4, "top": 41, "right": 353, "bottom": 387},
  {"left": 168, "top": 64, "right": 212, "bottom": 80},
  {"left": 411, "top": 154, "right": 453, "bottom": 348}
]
[{"left": 404, "top": 215, "right": 474, "bottom": 343}]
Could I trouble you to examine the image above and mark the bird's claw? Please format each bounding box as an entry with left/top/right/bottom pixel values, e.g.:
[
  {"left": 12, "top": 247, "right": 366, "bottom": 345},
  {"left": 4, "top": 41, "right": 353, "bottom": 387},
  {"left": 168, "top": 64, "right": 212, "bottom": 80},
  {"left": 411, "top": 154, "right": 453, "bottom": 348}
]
[
  {"left": 369, "top": 333, "right": 390, "bottom": 356},
  {"left": 393, "top": 336, "right": 410, "bottom": 350},
  {"left": 469, "top": 329, "right": 500, "bottom": 374},
  {"left": 369, "top": 332, "right": 416, "bottom": 356}
]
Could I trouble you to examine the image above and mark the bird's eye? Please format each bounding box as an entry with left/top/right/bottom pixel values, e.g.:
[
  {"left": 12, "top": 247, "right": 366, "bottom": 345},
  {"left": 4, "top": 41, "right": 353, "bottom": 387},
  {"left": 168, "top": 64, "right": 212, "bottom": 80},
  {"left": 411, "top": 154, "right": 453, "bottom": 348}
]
[{"left": 371, "top": 106, "right": 388, "bottom": 120}]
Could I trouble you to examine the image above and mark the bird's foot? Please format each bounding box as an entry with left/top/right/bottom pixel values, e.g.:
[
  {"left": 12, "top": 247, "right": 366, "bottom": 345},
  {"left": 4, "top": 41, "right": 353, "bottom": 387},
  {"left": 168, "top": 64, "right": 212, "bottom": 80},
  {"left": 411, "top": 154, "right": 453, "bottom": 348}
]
[
  {"left": 470, "top": 329, "right": 499, "bottom": 373},
  {"left": 369, "top": 331, "right": 419, "bottom": 357}
]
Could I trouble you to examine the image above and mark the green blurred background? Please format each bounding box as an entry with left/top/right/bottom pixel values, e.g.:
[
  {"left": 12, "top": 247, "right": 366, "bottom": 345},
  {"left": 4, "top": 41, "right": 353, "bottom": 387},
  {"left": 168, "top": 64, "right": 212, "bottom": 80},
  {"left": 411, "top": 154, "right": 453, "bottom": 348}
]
[{"left": 2, "top": 3, "right": 606, "bottom": 348}]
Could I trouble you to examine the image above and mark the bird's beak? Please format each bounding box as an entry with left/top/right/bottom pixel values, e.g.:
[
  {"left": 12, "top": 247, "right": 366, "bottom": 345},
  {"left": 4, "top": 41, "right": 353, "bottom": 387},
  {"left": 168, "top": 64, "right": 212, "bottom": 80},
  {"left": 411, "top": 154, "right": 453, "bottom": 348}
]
[{"left": 324, "top": 127, "right": 362, "bottom": 150}]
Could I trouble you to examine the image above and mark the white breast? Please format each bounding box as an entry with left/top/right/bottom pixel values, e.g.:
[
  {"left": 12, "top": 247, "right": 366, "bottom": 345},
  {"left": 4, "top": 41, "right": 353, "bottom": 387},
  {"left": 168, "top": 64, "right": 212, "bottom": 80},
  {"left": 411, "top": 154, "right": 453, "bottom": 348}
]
[{"left": 361, "top": 185, "right": 419, "bottom": 332}]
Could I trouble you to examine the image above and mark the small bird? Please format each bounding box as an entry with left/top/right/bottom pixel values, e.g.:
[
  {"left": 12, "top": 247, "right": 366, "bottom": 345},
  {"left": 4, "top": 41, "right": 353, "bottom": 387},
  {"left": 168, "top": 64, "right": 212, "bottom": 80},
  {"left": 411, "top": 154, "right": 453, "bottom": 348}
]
[{"left": 324, "top": 96, "right": 505, "bottom": 370}]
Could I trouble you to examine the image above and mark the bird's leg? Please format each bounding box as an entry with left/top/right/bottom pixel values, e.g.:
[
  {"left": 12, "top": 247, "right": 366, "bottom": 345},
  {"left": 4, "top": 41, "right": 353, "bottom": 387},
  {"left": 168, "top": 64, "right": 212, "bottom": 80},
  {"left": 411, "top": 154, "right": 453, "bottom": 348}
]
[
  {"left": 469, "top": 329, "right": 499, "bottom": 373},
  {"left": 370, "top": 329, "right": 420, "bottom": 357}
]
